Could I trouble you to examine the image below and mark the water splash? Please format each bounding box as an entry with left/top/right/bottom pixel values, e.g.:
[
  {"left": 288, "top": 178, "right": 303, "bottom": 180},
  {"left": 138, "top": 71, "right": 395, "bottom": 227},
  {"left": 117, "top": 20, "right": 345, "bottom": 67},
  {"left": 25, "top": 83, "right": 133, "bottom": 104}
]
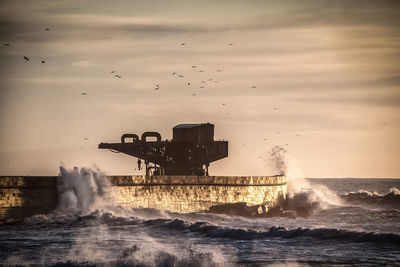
[
  {"left": 282, "top": 157, "right": 343, "bottom": 217},
  {"left": 268, "top": 145, "right": 287, "bottom": 175},
  {"left": 57, "top": 166, "right": 113, "bottom": 214}
]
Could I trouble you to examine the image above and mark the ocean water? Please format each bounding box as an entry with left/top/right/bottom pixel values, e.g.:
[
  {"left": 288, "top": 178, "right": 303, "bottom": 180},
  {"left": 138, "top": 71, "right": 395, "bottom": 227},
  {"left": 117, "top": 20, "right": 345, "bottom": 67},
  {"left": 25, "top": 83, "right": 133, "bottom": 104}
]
[{"left": 0, "top": 169, "right": 399, "bottom": 266}]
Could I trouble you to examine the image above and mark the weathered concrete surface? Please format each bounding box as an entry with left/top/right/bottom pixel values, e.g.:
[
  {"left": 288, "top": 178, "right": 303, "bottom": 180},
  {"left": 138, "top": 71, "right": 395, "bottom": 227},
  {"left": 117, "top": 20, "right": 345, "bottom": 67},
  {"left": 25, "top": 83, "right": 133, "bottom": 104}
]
[
  {"left": 0, "top": 175, "right": 286, "bottom": 223},
  {"left": 109, "top": 175, "right": 287, "bottom": 213},
  {"left": 0, "top": 177, "right": 58, "bottom": 224}
]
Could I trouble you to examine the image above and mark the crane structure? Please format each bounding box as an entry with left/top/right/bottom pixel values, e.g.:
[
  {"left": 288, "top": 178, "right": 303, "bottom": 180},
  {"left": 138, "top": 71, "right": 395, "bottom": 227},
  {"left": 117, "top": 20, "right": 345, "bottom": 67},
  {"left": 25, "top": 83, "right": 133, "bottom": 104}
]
[{"left": 98, "top": 123, "right": 228, "bottom": 176}]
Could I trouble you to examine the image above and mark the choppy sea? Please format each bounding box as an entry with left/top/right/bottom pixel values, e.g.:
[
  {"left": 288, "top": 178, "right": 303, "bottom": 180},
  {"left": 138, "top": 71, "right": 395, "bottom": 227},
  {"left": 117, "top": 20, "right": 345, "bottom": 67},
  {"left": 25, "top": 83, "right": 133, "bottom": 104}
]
[{"left": 1, "top": 169, "right": 399, "bottom": 266}]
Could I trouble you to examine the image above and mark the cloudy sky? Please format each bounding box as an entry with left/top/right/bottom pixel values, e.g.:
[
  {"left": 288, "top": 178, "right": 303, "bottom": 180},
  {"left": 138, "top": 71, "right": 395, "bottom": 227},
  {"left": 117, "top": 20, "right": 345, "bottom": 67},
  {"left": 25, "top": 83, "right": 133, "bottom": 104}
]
[{"left": 0, "top": 0, "right": 399, "bottom": 178}]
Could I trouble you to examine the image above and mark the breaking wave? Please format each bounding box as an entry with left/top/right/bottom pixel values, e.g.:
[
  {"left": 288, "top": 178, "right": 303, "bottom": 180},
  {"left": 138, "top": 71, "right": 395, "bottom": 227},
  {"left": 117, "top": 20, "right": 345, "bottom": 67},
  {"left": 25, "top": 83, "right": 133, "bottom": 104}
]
[
  {"left": 146, "top": 218, "right": 400, "bottom": 245},
  {"left": 23, "top": 213, "right": 400, "bottom": 246},
  {"left": 341, "top": 187, "right": 400, "bottom": 206},
  {"left": 57, "top": 166, "right": 114, "bottom": 214}
]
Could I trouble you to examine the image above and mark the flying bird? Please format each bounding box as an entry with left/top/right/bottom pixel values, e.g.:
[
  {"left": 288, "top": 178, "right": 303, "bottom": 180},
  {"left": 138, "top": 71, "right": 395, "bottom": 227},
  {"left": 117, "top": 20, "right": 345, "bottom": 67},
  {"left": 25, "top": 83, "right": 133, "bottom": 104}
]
[
  {"left": 41, "top": 60, "right": 45, "bottom": 64},
  {"left": 82, "top": 93, "right": 86, "bottom": 95},
  {"left": 178, "top": 75, "right": 184, "bottom": 78},
  {"left": 228, "top": 43, "right": 233, "bottom": 45},
  {"left": 3, "top": 43, "right": 10, "bottom": 46},
  {"left": 172, "top": 72, "right": 176, "bottom": 75},
  {"left": 222, "top": 103, "right": 226, "bottom": 106},
  {"left": 187, "top": 83, "right": 191, "bottom": 85},
  {"left": 111, "top": 71, "right": 115, "bottom": 73},
  {"left": 44, "top": 28, "right": 50, "bottom": 31},
  {"left": 23, "top": 56, "right": 29, "bottom": 61},
  {"left": 181, "top": 43, "right": 185, "bottom": 45}
]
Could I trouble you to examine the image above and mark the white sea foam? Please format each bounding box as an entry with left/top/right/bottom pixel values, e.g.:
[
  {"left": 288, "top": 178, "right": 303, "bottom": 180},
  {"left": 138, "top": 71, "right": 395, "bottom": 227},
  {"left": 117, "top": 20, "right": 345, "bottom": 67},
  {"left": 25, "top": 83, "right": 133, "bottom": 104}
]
[
  {"left": 284, "top": 156, "right": 343, "bottom": 214},
  {"left": 57, "top": 166, "right": 114, "bottom": 214}
]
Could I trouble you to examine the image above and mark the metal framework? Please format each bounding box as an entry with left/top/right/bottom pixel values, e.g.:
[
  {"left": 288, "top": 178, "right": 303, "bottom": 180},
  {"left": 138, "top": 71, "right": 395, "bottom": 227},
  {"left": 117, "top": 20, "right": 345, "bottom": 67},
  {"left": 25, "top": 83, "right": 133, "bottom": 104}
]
[{"left": 98, "top": 123, "right": 228, "bottom": 176}]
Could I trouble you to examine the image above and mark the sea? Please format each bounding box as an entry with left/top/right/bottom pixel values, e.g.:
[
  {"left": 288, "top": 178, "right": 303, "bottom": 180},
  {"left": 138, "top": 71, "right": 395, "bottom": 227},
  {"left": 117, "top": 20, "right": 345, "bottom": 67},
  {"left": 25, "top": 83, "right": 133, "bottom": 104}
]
[{"left": 0, "top": 169, "right": 399, "bottom": 266}]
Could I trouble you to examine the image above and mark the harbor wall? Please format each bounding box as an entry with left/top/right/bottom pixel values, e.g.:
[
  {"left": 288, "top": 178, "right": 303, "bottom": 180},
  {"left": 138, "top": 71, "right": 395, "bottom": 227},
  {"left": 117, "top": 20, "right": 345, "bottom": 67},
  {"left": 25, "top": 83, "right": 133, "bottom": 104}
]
[
  {"left": 110, "top": 175, "right": 287, "bottom": 213},
  {"left": 0, "top": 175, "right": 287, "bottom": 223}
]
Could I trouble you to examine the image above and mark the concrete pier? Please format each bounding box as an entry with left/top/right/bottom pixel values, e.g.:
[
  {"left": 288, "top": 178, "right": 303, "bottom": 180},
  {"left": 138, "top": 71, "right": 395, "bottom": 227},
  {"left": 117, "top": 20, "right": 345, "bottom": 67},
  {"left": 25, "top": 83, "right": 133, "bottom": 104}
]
[{"left": 0, "top": 175, "right": 287, "bottom": 223}]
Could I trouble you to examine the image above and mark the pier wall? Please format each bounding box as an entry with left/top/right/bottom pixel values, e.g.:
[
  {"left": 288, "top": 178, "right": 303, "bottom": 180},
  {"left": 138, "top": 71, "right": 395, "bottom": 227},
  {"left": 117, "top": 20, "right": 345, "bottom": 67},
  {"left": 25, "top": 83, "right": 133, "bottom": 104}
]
[
  {"left": 0, "top": 175, "right": 286, "bottom": 223},
  {"left": 110, "top": 175, "right": 287, "bottom": 213},
  {"left": 0, "top": 177, "right": 58, "bottom": 223}
]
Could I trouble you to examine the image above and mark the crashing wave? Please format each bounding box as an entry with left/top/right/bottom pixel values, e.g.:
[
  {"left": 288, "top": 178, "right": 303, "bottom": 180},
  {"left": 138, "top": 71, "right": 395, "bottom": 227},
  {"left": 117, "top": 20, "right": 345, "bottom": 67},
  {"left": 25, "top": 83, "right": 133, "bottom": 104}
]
[
  {"left": 57, "top": 166, "right": 114, "bottom": 214},
  {"left": 341, "top": 187, "right": 400, "bottom": 206},
  {"left": 143, "top": 218, "right": 400, "bottom": 245}
]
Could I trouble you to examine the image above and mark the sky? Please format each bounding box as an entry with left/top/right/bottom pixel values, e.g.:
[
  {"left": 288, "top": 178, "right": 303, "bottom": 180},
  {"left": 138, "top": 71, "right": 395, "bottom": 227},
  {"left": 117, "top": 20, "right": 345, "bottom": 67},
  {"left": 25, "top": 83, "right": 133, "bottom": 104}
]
[{"left": 0, "top": 0, "right": 399, "bottom": 178}]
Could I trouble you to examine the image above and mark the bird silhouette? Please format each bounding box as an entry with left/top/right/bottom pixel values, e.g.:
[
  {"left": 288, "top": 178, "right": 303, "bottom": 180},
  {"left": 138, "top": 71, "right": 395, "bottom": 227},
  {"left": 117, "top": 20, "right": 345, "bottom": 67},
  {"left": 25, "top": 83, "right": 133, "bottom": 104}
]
[
  {"left": 181, "top": 43, "right": 185, "bottom": 45},
  {"left": 45, "top": 28, "right": 50, "bottom": 31},
  {"left": 111, "top": 71, "right": 115, "bottom": 73},
  {"left": 41, "top": 60, "right": 45, "bottom": 64},
  {"left": 4, "top": 43, "right": 10, "bottom": 46},
  {"left": 178, "top": 75, "right": 184, "bottom": 78},
  {"left": 228, "top": 43, "right": 233, "bottom": 45},
  {"left": 172, "top": 72, "right": 176, "bottom": 75},
  {"left": 187, "top": 83, "right": 191, "bottom": 85},
  {"left": 82, "top": 93, "right": 86, "bottom": 95},
  {"left": 23, "top": 56, "right": 29, "bottom": 61}
]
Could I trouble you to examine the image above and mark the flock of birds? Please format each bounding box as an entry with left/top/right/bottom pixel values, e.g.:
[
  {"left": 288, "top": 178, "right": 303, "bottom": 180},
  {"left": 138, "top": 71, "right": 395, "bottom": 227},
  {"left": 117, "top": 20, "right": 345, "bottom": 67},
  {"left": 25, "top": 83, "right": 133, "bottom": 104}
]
[
  {"left": 150, "top": 53, "right": 258, "bottom": 97},
  {"left": 4, "top": 28, "right": 50, "bottom": 64},
  {"left": 3, "top": 30, "right": 294, "bottom": 154}
]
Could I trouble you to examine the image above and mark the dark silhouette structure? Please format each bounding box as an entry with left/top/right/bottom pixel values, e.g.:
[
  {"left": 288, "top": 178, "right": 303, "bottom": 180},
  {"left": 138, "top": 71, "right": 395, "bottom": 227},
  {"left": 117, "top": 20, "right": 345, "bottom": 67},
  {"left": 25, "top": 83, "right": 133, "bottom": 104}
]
[{"left": 98, "top": 123, "right": 228, "bottom": 176}]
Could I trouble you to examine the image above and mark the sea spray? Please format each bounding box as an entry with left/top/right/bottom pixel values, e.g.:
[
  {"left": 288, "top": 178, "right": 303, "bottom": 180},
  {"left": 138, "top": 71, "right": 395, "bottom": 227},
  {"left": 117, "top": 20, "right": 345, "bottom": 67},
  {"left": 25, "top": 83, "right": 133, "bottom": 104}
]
[
  {"left": 268, "top": 145, "right": 287, "bottom": 175},
  {"left": 57, "top": 166, "right": 113, "bottom": 214},
  {"left": 280, "top": 156, "right": 343, "bottom": 217}
]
